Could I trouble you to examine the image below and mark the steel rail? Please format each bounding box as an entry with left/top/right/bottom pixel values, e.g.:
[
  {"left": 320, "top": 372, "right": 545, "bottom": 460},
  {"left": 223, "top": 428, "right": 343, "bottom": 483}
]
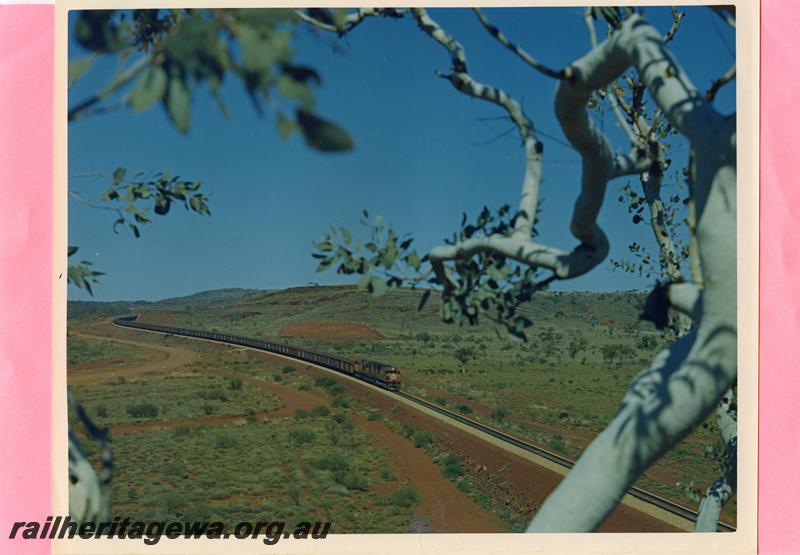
[{"left": 111, "top": 316, "right": 736, "bottom": 533}]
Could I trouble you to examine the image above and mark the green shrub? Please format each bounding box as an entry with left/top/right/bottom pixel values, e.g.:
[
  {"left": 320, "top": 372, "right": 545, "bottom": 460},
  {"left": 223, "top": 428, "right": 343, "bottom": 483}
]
[
  {"left": 491, "top": 407, "right": 509, "bottom": 420},
  {"left": 314, "top": 376, "right": 337, "bottom": 389},
  {"left": 380, "top": 467, "right": 396, "bottom": 481},
  {"left": 126, "top": 402, "right": 158, "bottom": 418},
  {"left": 172, "top": 426, "right": 191, "bottom": 438},
  {"left": 95, "top": 405, "right": 108, "bottom": 418},
  {"left": 215, "top": 434, "right": 237, "bottom": 450},
  {"left": 294, "top": 408, "right": 310, "bottom": 420},
  {"left": 367, "top": 411, "right": 384, "bottom": 421},
  {"left": 282, "top": 366, "right": 297, "bottom": 374},
  {"left": 341, "top": 472, "right": 370, "bottom": 491},
  {"left": 457, "top": 480, "right": 472, "bottom": 493},
  {"left": 547, "top": 434, "right": 566, "bottom": 452},
  {"left": 297, "top": 382, "right": 312, "bottom": 391},
  {"left": 289, "top": 427, "right": 316, "bottom": 444},
  {"left": 412, "top": 430, "right": 434, "bottom": 449},
  {"left": 331, "top": 397, "right": 350, "bottom": 409},
  {"left": 272, "top": 374, "right": 284, "bottom": 383},
  {"left": 388, "top": 485, "right": 419, "bottom": 508},
  {"left": 311, "top": 405, "right": 330, "bottom": 417},
  {"left": 316, "top": 452, "right": 350, "bottom": 472},
  {"left": 228, "top": 377, "right": 243, "bottom": 390},
  {"left": 202, "top": 403, "right": 215, "bottom": 415},
  {"left": 161, "top": 492, "right": 185, "bottom": 514},
  {"left": 456, "top": 404, "right": 473, "bottom": 415},
  {"left": 197, "top": 389, "right": 229, "bottom": 402},
  {"left": 442, "top": 454, "right": 463, "bottom": 479},
  {"left": 164, "top": 462, "right": 188, "bottom": 478},
  {"left": 433, "top": 396, "right": 448, "bottom": 406}
]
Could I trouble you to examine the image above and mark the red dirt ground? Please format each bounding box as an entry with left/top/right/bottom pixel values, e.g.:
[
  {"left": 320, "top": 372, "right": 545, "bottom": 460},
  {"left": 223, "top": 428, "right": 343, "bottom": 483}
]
[{"left": 279, "top": 321, "right": 384, "bottom": 340}]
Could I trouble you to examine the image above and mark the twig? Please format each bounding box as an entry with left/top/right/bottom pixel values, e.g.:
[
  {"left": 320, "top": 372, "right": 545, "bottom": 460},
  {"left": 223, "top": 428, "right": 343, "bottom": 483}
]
[
  {"left": 662, "top": 6, "right": 684, "bottom": 44},
  {"left": 68, "top": 55, "right": 152, "bottom": 122},
  {"left": 472, "top": 8, "right": 569, "bottom": 80},
  {"left": 705, "top": 65, "right": 736, "bottom": 102}
]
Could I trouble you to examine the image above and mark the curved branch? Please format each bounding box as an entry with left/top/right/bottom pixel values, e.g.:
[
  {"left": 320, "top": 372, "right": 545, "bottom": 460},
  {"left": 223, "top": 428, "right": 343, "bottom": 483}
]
[
  {"left": 68, "top": 55, "right": 151, "bottom": 122},
  {"left": 705, "top": 65, "right": 736, "bottom": 102},
  {"left": 668, "top": 281, "right": 702, "bottom": 319},
  {"left": 472, "top": 8, "right": 569, "bottom": 80},
  {"left": 412, "top": 8, "right": 554, "bottom": 291},
  {"left": 662, "top": 7, "right": 685, "bottom": 44},
  {"left": 527, "top": 14, "right": 736, "bottom": 532},
  {"left": 694, "top": 389, "right": 737, "bottom": 531},
  {"left": 294, "top": 8, "right": 390, "bottom": 34}
]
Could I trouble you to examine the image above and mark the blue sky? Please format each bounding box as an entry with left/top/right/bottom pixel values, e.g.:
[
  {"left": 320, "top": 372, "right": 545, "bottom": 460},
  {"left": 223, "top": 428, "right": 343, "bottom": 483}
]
[{"left": 68, "top": 7, "right": 735, "bottom": 302}]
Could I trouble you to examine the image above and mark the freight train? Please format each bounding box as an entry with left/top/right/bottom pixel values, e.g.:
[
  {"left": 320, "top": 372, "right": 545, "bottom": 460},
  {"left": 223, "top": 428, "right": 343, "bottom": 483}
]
[{"left": 112, "top": 315, "right": 401, "bottom": 391}]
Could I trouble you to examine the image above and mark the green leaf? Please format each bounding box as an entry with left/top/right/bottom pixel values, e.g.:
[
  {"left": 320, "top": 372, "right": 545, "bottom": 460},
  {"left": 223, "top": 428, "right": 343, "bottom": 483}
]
[
  {"left": 296, "top": 109, "right": 353, "bottom": 152},
  {"left": 238, "top": 26, "right": 269, "bottom": 72},
  {"left": 277, "top": 74, "right": 315, "bottom": 110},
  {"left": 165, "top": 76, "right": 190, "bottom": 133},
  {"left": 129, "top": 223, "right": 140, "bottom": 238},
  {"left": 67, "top": 246, "right": 79, "bottom": 257},
  {"left": 330, "top": 8, "right": 349, "bottom": 31},
  {"left": 340, "top": 226, "right": 352, "bottom": 245},
  {"left": 68, "top": 56, "right": 95, "bottom": 85},
  {"left": 405, "top": 251, "right": 421, "bottom": 271},
  {"left": 277, "top": 112, "right": 298, "bottom": 139},
  {"left": 113, "top": 167, "right": 127, "bottom": 184},
  {"left": 130, "top": 65, "right": 168, "bottom": 111}
]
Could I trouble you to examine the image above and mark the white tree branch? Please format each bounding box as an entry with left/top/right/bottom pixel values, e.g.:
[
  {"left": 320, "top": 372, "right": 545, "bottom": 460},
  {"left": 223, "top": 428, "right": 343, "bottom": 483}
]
[
  {"left": 472, "top": 8, "right": 569, "bottom": 80},
  {"left": 694, "top": 388, "right": 737, "bottom": 531},
  {"left": 294, "top": 8, "right": 395, "bottom": 34},
  {"left": 527, "top": 14, "right": 736, "bottom": 531}
]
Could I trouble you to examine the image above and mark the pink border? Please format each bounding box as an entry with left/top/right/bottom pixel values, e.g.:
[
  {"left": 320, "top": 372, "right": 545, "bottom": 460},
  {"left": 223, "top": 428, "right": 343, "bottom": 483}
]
[
  {"left": 0, "top": 5, "right": 53, "bottom": 554},
  {"left": 759, "top": 1, "right": 800, "bottom": 553}
]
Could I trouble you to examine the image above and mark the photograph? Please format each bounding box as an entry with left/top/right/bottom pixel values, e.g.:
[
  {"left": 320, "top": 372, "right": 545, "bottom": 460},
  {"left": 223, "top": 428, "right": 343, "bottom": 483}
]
[{"left": 64, "top": 4, "right": 743, "bottom": 543}]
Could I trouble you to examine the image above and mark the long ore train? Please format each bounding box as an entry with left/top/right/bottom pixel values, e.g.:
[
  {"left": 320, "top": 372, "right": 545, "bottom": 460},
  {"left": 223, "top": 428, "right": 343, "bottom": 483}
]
[{"left": 113, "top": 315, "right": 401, "bottom": 391}]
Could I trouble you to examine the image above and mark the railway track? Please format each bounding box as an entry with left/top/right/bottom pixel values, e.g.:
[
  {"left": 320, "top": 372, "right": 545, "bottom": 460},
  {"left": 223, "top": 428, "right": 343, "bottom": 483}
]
[{"left": 112, "top": 316, "right": 735, "bottom": 533}]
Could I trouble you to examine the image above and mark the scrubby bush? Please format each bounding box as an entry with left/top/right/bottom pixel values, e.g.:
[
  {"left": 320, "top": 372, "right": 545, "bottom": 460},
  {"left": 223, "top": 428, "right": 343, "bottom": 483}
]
[
  {"left": 456, "top": 404, "right": 473, "bottom": 415},
  {"left": 161, "top": 492, "right": 185, "bottom": 515},
  {"left": 126, "top": 402, "right": 158, "bottom": 418},
  {"left": 215, "top": 434, "right": 237, "bottom": 450},
  {"left": 282, "top": 365, "right": 297, "bottom": 374},
  {"left": 491, "top": 407, "right": 509, "bottom": 421},
  {"left": 289, "top": 427, "right": 316, "bottom": 445},
  {"left": 316, "top": 452, "right": 350, "bottom": 473},
  {"left": 294, "top": 408, "right": 310, "bottom": 420},
  {"left": 367, "top": 411, "right": 384, "bottom": 421},
  {"left": 412, "top": 430, "right": 434, "bottom": 449},
  {"left": 388, "top": 485, "right": 419, "bottom": 508},
  {"left": 228, "top": 377, "right": 243, "bottom": 390},
  {"left": 198, "top": 388, "right": 229, "bottom": 402},
  {"left": 442, "top": 453, "right": 464, "bottom": 479},
  {"left": 341, "top": 471, "right": 370, "bottom": 491},
  {"left": 311, "top": 405, "right": 330, "bottom": 417}
]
